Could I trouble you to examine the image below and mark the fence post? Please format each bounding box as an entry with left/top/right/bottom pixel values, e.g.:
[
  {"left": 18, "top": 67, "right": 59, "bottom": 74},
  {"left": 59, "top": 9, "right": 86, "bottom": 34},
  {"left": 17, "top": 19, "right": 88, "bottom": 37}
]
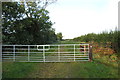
[
  {"left": 43, "top": 46, "right": 45, "bottom": 62},
  {"left": 89, "top": 44, "right": 92, "bottom": 61},
  {"left": 58, "top": 45, "right": 60, "bottom": 61},
  {"left": 28, "top": 45, "right": 30, "bottom": 61},
  {"left": 13, "top": 45, "right": 15, "bottom": 61},
  {"left": 74, "top": 44, "right": 76, "bottom": 61}
]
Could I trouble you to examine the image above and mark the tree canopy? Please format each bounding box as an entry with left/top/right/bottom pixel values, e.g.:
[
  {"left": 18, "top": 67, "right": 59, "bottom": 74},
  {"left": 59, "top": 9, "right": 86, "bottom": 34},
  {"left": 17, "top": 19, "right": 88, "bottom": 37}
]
[
  {"left": 56, "top": 32, "right": 63, "bottom": 41},
  {"left": 2, "top": 1, "right": 57, "bottom": 45}
]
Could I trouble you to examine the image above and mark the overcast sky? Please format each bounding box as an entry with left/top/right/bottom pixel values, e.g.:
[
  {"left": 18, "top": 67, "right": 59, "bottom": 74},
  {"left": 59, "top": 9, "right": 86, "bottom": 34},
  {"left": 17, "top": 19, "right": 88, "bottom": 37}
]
[{"left": 46, "top": 0, "right": 119, "bottom": 39}]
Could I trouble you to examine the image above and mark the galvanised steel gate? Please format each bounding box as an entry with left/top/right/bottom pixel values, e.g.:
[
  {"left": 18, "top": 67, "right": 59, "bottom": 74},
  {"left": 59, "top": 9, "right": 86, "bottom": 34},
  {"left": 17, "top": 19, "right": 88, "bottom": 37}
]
[{"left": 2, "top": 44, "right": 92, "bottom": 62}]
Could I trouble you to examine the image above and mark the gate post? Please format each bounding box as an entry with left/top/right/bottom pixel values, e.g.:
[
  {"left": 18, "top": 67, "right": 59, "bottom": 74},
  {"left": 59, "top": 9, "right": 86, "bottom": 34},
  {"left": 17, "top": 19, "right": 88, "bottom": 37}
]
[{"left": 89, "top": 44, "right": 92, "bottom": 61}]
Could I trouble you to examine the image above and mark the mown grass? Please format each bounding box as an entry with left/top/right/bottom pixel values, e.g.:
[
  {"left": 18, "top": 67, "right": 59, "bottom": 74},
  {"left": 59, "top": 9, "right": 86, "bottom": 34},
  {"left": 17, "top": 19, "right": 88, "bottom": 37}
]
[
  {"left": 2, "top": 54, "right": 119, "bottom": 78},
  {"left": 2, "top": 62, "right": 37, "bottom": 78}
]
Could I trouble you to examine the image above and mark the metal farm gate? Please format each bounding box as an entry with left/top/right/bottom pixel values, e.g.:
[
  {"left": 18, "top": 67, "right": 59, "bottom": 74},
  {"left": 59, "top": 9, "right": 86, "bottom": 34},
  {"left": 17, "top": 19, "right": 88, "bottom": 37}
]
[{"left": 2, "top": 44, "right": 92, "bottom": 62}]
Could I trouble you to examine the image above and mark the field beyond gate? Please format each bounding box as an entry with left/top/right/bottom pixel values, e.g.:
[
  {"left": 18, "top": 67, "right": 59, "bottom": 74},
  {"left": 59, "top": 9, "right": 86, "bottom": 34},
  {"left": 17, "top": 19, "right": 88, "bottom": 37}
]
[{"left": 2, "top": 44, "right": 92, "bottom": 62}]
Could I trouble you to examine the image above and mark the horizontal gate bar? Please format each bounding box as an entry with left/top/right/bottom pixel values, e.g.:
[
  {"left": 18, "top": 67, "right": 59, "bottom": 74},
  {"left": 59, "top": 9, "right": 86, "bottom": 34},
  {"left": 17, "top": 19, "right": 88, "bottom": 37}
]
[
  {"left": 2, "top": 44, "right": 89, "bottom": 46},
  {"left": 2, "top": 60, "right": 89, "bottom": 62},
  {"left": 2, "top": 48, "right": 89, "bottom": 50},
  {"left": 2, "top": 51, "right": 89, "bottom": 54},
  {"left": 60, "top": 58, "right": 89, "bottom": 59},
  {"left": 60, "top": 54, "right": 89, "bottom": 55},
  {"left": 2, "top": 53, "right": 89, "bottom": 55}
]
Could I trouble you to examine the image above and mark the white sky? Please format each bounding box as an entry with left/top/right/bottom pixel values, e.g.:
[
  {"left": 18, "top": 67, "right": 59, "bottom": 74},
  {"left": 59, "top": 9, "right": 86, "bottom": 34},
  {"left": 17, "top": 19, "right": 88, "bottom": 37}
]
[{"left": 46, "top": 0, "right": 119, "bottom": 39}]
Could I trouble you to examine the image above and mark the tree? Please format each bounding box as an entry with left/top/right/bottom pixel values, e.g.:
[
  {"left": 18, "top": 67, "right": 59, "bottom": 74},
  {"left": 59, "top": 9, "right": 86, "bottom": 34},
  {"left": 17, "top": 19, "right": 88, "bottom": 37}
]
[
  {"left": 2, "top": 2, "right": 25, "bottom": 44},
  {"left": 2, "top": 1, "right": 57, "bottom": 44},
  {"left": 57, "top": 32, "right": 63, "bottom": 41}
]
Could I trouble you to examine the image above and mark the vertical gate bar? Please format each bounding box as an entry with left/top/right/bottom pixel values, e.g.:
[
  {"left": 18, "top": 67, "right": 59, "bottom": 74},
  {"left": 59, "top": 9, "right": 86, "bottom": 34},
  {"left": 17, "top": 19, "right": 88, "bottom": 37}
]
[
  {"left": 84, "top": 44, "right": 86, "bottom": 54},
  {"left": 43, "top": 46, "right": 45, "bottom": 62},
  {"left": 87, "top": 44, "right": 89, "bottom": 61},
  {"left": 74, "top": 44, "right": 75, "bottom": 61},
  {"left": 28, "top": 45, "right": 30, "bottom": 61},
  {"left": 87, "top": 44, "right": 89, "bottom": 54},
  {"left": 89, "top": 44, "right": 92, "bottom": 61},
  {"left": 58, "top": 45, "right": 60, "bottom": 61},
  {"left": 13, "top": 45, "right": 15, "bottom": 61}
]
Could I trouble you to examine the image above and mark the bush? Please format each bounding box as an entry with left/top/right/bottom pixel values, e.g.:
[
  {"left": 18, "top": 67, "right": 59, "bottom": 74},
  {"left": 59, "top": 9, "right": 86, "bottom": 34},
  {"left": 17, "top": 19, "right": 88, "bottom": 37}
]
[
  {"left": 110, "top": 54, "right": 118, "bottom": 62},
  {"left": 93, "top": 47, "right": 115, "bottom": 55}
]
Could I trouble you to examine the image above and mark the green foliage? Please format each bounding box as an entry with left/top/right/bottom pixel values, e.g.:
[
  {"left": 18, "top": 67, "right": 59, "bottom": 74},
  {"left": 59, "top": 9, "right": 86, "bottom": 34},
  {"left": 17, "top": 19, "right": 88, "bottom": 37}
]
[
  {"left": 110, "top": 54, "right": 118, "bottom": 61},
  {"left": 2, "top": 2, "right": 57, "bottom": 45},
  {"left": 93, "top": 53, "right": 118, "bottom": 68},
  {"left": 56, "top": 32, "right": 63, "bottom": 41},
  {"left": 73, "top": 30, "right": 120, "bottom": 53}
]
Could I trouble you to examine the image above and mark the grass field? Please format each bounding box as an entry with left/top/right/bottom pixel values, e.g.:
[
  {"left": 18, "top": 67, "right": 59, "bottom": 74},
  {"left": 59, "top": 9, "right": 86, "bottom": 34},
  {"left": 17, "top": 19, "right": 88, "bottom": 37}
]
[
  {"left": 2, "top": 41, "right": 119, "bottom": 78},
  {"left": 2, "top": 60, "right": 118, "bottom": 78}
]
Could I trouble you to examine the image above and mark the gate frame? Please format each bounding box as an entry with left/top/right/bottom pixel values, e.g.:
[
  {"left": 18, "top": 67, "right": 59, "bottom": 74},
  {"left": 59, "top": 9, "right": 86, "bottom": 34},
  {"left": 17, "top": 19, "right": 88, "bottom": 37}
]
[{"left": 2, "top": 44, "right": 92, "bottom": 62}]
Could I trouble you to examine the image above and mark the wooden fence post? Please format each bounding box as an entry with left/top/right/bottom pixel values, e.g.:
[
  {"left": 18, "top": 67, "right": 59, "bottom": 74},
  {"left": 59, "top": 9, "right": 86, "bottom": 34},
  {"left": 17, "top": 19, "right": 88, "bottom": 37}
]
[{"left": 89, "top": 44, "right": 92, "bottom": 61}]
